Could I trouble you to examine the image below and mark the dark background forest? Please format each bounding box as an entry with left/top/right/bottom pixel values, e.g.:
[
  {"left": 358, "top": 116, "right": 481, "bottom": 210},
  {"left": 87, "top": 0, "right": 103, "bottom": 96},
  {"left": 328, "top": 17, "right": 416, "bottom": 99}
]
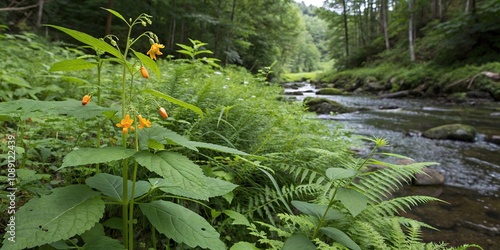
[{"left": 1, "top": 0, "right": 500, "bottom": 84}]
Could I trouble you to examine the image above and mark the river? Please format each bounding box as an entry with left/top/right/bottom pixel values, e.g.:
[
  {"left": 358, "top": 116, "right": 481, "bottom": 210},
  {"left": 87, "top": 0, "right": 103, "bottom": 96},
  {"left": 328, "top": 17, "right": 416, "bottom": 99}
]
[{"left": 285, "top": 83, "right": 500, "bottom": 249}]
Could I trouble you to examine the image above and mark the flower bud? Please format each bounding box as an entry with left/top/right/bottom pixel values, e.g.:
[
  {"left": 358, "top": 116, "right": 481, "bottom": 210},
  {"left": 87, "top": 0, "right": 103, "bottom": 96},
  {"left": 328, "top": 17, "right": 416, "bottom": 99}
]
[
  {"left": 158, "top": 107, "right": 168, "bottom": 119},
  {"left": 82, "top": 94, "right": 91, "bottom": 106},
  {"left": 140, "top": 66, "right": 149, "bottom": 79},
  {"left": 141, "top": 21, "right": 146, "bottom": 26}
]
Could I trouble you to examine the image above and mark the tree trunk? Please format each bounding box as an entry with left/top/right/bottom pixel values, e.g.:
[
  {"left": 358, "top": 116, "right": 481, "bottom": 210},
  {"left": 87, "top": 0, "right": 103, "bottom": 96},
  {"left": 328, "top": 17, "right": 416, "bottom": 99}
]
[
  {"left": 105, "top": 0, "right": 115, "bottom": 35},
  {"left": 224, "top": 0, "right": 237, "bottom": 65},
  {"left": 465, "top": 0, "right": 469, "bottom": 13},
  {"left": 36, "top": 0, "right": 44, "bottom": 27},
  {"left": 408, "top": 0, "right": 415, "bottom": 61},
  {"left": 342, "top": 0, "right": 349, "bottom": 56},
  {"left": 380, "top": 0, "right": 389, "bottom": 49}
]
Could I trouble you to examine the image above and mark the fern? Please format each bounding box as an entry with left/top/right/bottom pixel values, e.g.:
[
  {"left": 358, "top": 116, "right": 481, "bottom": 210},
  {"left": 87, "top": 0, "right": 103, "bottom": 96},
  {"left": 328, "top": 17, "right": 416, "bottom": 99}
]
[
  {"left": 359, "top": 196, "right": 442, "bottom": 221},
  {"left": 349, "top": 220, "right": 389, "bottom": 250}
]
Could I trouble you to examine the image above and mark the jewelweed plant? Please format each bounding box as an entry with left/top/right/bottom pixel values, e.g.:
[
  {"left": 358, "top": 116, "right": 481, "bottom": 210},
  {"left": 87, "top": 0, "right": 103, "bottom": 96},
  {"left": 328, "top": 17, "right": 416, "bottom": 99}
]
[{"left": 0, "top": 9, "right": 248, "bottom": 250}]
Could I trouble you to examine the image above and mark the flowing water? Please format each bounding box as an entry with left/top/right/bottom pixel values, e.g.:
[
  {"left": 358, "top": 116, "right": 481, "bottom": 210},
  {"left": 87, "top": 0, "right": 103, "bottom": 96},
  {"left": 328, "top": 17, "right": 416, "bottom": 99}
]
[{"left": 286, "top": 83, "right": 500, "bottom": 249}]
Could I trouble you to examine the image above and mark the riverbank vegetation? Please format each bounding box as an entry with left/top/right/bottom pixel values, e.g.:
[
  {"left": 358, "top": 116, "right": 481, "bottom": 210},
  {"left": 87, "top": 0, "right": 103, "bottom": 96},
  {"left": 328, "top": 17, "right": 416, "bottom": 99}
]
[
  {"left": 0, "top": 2, "right": 485, "bottom": 250},
  {"left": 310, "top": 0, "right": 500, "bottom": 100}
]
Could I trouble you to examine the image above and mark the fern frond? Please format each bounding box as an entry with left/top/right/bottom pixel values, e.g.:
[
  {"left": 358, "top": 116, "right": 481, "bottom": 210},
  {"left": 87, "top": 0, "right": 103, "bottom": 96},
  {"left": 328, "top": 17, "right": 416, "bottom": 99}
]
[
  {"left": 359, "top": 196, "right": 443, "bottom": 221},
  {"left": 313, "top": 238, "right": 348, "bottom": 250},
  {"left": 349, "top": 221, "right": 389, "bottom": 250},
  {"left": 354, "top": 163, "right": 430, "bottom": 203}
]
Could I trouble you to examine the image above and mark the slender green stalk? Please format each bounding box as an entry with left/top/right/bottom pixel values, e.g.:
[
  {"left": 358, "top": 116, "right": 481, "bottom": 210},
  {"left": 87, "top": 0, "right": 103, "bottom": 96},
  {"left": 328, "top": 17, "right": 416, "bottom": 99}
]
[
  {"left": 121, "top": 22, "right": 134, "bottom": 250},
  {"left": 128, "top": 125, "right": 140, "bottom": 249},
  {"left": 95, "top": 61, "right": 102, "bottom": 173}
]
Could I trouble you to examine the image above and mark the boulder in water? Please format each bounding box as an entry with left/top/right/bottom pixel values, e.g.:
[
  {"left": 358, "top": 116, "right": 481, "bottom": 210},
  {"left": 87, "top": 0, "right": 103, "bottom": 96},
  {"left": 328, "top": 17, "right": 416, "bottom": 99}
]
[
  {"left": 422, "top": 124, "right": 477, "bottom": 142},
  {"left": 303, "top": 97, "right": 354, "bottom": 114},
  {"left": 414, "top": 167, "right": 445, "bottom": 186},
  {"left": 316, "top": 88, "right": 344, "bottom": 95}
]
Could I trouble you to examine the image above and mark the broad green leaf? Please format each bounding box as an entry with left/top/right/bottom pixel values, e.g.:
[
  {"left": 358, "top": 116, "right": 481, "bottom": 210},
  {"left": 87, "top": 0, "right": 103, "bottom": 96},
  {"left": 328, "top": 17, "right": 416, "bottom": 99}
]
[
  {"left": 101, "top": 8, "right": 128, "bottom": 25},
  {"left": 143, "top": 89, "right": 203, "bottom": 117},
  {"left": 45, "top": 25, "right": 122, "bottom": 59},
  {"left": 132, "top": 49, "right": 161, "bottom": 78},
  {"left": 134, "top": 151, "right": 207, "bottom": 193},
  {"left": 1, "top": 185, "right": 105, "bottom": 250},
  {"left": 102, "top": 217, "right": 122, "bottom": 230},
  {"left": 335, "top": 187, "right": 367, "bottom": 217},
  {"left": 1, "top": 75, "right": 31, "bottom": 88},
  {"left": 85, "top": 173, "right": 150, "bottom": 201},
  {"left": 282, "top": 234, "right": 316, "bottom": 250},
  {"left": 140, "top": 200, "right": 225, "bottom": 250},
  {"left": 223, "top": 210, "right": 250, "bottom": 226},
  {"left": 320, "top": 227, "right": 361, "bottom": 250},
  {"left": 150, "top": 176, "right": 237, "bottom": 200},
  {"left": 82, "top": 236, "right": 126, "bottom": 250},
  {"left": 189, "top": 141, "right": 248, "bottom": 155},
  {"left": 49, "top": 59, "right": 97, "bottom": 72},
  {"left": 230, "top": 242, "right": 259, "bottom": 250},
  {"left": 291, "top": 201, "right": 343, "bottom": 220},
  {"left": 326, "top": 168, "right": 358, "bottom": 180},
  {"left": 138, "top": 126, "right": 198, "bottom": 151},
  {"left": 81, "top": 223, "right": 105, "bottom": 242},
  {"left": 60, "top": 147, "right": 136, "bottom": 169}
]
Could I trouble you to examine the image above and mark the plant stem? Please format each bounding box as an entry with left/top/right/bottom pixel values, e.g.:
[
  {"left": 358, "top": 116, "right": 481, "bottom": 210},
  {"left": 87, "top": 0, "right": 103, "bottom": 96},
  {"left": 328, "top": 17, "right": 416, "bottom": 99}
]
[
  {"left": 312, "top": 144, "right": 380, "bottom": 239},
  {"left": 128, "top": 126, "right": 140, "bottom": 249},
  {"left": 121, "top": 24, "right": 133, "bottom": 250}
]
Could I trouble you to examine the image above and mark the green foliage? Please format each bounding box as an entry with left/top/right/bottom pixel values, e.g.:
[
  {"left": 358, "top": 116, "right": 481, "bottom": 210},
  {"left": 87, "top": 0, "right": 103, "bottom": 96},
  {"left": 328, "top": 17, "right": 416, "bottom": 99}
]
[
  {"left": 0, "top": 7, "right": 483, "bottom": 249},
  {"left": 1, "top": 185, "right": 105, "bottom": 250}
]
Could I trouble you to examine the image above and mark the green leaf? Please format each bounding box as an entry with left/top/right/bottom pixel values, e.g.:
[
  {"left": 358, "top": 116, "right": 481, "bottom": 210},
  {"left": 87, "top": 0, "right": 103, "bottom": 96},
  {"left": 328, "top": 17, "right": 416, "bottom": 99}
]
[
  {"left": 134, "top": 151, "right": 208, "bottom": 194},
  {"left": 101, "top": 8, "right": 128, "bottom": 25},
  {"left": 320, "top": 227, "right": 361, "bottom": 250},
  {"left": 291, "top": 201, "right": 343, "bottom": 220},
  {"left": 82, "top": 236, "right": 126, "bottom": 250},
  {"left": 85, "top": 173, "right": 150, "bottom": 201},
  {"left": 1, "top": 185, "right": 105, "bottom": 250},
  {"left": 230, "top": 242, "right": 259, "bottom": 250},
  {"left": 60, "top": 147, "right": 136, "bottom": 169},
  {"left": 49, "top": 59, "right": 97, "bottom": 72},
  {"left": 1, "top": 75, "right": 31, "bottom": 88},
  {"left": 138, "top": 126, "right": 198, "bottom": 151},
  {"left": 335, "top": 187, "right": 367, "bottom": 217},
  {"left": 190, "top": 141, "right": 249, "bottom": 155},
  {"left": 150, "top": 176, "right": 236, "bottom": 200},
  {"left": 223, "top": 210, "right": 250, "bottom": 226},
  {"left": 132, "top": 49, "right": 161, "bottom": 78},
  {"left": 282, "top": 234, "right": 316, "bottom": 250},
  {"left": 140, "top": 200, "right": 225, "bottom": 250},
  {"left": 325, "top": 168, "right": 358, "bottom": 180},
  {"left": 143, "top": 89, "right": 203, "bottom": 117},
  {"left": 45, "top": 25, "right": 122, "bottom": 59}
]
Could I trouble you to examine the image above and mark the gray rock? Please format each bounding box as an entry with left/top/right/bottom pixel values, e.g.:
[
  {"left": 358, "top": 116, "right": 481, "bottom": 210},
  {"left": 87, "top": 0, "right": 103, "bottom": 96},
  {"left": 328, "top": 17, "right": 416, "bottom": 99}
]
[
  {"left": 303, "top": 97, "right": 354, "bottom": 114},
  {"left": 422, "top": 123, "right": 477, "bottom": 142},
  {"left": 414, "top": 167, "right": 445, "bottom": 186}
]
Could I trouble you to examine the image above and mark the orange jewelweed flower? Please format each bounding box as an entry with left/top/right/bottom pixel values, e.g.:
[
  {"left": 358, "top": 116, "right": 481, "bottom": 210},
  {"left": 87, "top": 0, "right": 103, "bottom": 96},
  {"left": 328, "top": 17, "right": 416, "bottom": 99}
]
[
  {"left": 140, "top": 66, "right": 149, "bottom": 79},
  {"left": 137, "top": 115, "right": 151, "bottom": 129},
  {"left": 82, "top": 94, "right": 91, "bottom": 106},
  {"left": 158, "top": 107, "right": 168, "bottom": 119},
  {"left": 147, "top": 43, "right": 165, "bottom": 60},
  {"left": 116, "top": 114, "right": 135, "bottom": 134}
]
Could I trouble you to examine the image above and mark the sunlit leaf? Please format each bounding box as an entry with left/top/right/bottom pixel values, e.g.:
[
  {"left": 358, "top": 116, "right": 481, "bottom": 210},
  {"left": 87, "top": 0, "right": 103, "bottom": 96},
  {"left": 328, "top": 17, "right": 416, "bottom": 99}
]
[
  {"left": 132, "top": 49, "right": 160, "bottom": 78},
  {"left": 45, "top": 25, "right": 122, "bottom": 59},
  {"left": 49, "top": 59, "right": 97, "bottom": 72}
]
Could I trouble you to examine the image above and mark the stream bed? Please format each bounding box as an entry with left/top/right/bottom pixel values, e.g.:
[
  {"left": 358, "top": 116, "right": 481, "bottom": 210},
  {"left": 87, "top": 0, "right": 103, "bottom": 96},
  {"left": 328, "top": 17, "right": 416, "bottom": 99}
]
[{"left": 286, "top": 83, "right": 500, "bottom": 249}]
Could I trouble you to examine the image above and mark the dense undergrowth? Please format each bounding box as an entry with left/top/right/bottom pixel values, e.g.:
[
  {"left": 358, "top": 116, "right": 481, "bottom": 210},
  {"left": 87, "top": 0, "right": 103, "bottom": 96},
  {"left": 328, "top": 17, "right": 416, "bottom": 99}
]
[{"left": 0, "top": 15, "right": 482, "bottom": 250}]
